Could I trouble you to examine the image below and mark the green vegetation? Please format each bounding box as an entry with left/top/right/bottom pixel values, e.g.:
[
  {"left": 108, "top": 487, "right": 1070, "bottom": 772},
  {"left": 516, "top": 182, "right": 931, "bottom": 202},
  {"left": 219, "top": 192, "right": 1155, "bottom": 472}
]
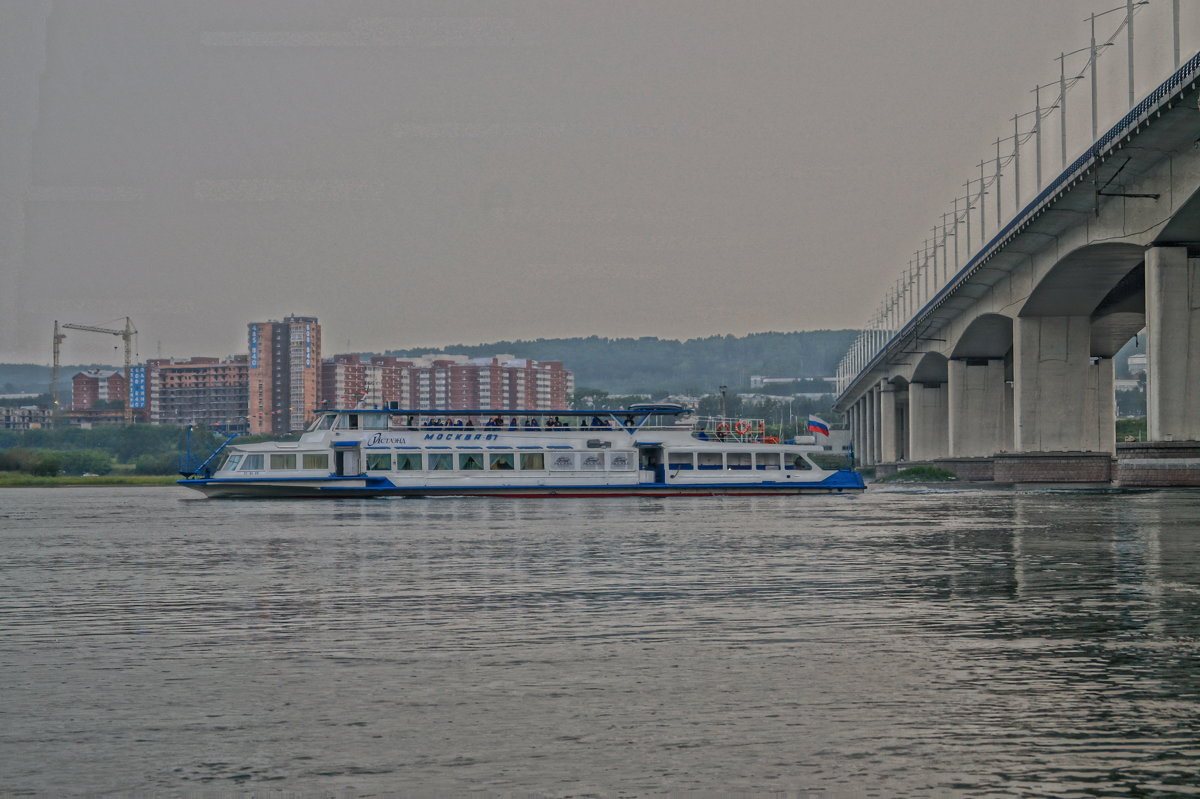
[
  {"left": 0, "top": 424, "right": 231, "bottom": 479},
  {"left": 1116, "top": 417, "right": 1147, "bottom": 442},
  {"left": 384, "top": 331, "right": 856, "bottom": 394},
  {"left": 877, "top": 466, "right": 958, "bottom": 483},
  {"left": 0, "top": 473, "right": 179, "bottom": 487}
]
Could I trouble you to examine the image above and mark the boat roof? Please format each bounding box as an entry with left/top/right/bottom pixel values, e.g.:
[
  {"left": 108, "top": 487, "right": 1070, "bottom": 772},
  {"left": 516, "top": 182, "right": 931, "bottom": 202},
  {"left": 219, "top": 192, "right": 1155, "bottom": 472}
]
[{"left": 320, "top": 405, "right": 690, "bottom": 417}]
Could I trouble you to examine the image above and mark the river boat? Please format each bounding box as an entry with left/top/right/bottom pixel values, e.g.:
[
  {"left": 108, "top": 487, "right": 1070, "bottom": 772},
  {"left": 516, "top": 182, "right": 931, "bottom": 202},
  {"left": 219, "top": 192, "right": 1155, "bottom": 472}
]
[{"left": 177, "top": 405, "right": 865, "bottom": 498}]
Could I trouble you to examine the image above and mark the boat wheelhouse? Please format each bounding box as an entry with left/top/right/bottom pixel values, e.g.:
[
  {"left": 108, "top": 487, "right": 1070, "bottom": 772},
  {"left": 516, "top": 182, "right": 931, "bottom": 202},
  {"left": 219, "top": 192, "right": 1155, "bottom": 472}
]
[{"left": 178, "top": 405, "right": 865, "bottom": 498}]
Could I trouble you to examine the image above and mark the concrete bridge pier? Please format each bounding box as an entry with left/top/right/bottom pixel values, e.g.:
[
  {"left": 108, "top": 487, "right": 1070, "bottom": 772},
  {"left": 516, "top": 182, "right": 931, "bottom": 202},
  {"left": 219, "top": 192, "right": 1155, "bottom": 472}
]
[
  {"left": 1001, "top": 315, "right": 1115, "bottom": 485},
  {"left": 948, "top": 358, "right": 1008, "bottom": 457},
  {"left": 870, "top": 383, "right": 881, "bottom": 466},
  {"left": 1118, "top": 247, "right": 1200, "bottom": 486},
  {"left": 1146, "top": 247, "right": 1200, "bottom": 441},
  {"left": 879, "top": 382, "right": 908, "bottom": 463},
  {"left": 907, "top": 382, "right": 947, "bottom": 462},
  {"left": 1013, "top": 316, "right": 1114, "bottom": 455}
]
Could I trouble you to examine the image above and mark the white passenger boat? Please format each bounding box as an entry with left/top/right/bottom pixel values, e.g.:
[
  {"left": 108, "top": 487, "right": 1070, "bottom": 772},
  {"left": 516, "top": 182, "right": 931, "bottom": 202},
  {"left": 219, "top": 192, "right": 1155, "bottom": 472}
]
[{"left": 178, "top": 405, "right": 865, "bottom": 498}]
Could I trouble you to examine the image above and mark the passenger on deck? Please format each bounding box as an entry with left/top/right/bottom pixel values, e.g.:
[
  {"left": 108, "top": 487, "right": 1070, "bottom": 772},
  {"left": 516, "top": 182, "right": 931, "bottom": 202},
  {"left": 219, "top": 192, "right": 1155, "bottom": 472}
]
[{"left": 509, "top": 417, "right": 519, "bottom": 428}]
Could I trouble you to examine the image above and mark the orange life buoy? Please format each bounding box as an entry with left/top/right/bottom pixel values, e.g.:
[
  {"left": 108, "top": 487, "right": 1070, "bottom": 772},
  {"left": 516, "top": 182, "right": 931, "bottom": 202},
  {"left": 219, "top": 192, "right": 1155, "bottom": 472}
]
[
  {"left": 733, "top": 421, "right": 751, "bottom": 435},
  {"left": 716, "top": 422, "right": 730, "bottom": 432}
]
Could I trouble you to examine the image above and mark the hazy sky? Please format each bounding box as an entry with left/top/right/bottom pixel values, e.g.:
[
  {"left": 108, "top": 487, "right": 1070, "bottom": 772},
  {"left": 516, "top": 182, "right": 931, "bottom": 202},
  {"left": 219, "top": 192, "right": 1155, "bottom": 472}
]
[{"left": 4, "top": 0, "right": 1198, "bottom": 364}]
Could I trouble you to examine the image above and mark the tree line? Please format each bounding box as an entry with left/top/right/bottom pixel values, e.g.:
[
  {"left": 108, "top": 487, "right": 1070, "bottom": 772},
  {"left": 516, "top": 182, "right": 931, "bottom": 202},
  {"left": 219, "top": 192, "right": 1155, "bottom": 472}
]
[{"left": 384, "top": 330, "right": 857, "bottom": 394}]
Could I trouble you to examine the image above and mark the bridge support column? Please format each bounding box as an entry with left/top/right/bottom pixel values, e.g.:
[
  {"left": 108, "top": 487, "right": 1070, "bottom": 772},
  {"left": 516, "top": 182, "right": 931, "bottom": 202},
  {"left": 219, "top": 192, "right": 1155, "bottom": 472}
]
[
  {"left": 1014, "top": 316, "right": 1112, "bottom": 452},
  {"left": 948, "top": 358, "right": 1007, "bottom": 457},
  {"left": 879, "top": 383, "right": 898, "bottom": 463},
  {"left": 1147, "top": 247, "right": 1200, "bottom": 441},
  {"left": 908, "top": 383, "right": 948, "bottom": 461},
  {"left": 869, "top": 384, "right": 881, "bottom": 466}
]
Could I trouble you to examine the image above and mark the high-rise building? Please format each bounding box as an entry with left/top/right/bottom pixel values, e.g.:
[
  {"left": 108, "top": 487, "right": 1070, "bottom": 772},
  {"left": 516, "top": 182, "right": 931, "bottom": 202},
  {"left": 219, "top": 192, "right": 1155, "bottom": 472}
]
[
  {"left": 146, "top": 356, "right": 249, "bottom": 432},
  {"left": 248, "top": 315, "right": 321, "bottom": 434}
]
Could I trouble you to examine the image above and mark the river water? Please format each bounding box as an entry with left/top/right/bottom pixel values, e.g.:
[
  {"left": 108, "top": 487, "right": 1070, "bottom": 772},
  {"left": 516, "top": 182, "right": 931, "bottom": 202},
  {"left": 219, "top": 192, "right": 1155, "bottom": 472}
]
[{"left": 2, "top": 486, "right": 1199, "bottom": 796}]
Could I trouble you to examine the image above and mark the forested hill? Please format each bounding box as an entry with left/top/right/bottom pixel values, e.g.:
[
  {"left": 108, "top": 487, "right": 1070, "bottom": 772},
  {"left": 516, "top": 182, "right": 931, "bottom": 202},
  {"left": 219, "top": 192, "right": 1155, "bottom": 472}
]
[{"left": 386, "top": 330, "right": 857, "bottom": 394}]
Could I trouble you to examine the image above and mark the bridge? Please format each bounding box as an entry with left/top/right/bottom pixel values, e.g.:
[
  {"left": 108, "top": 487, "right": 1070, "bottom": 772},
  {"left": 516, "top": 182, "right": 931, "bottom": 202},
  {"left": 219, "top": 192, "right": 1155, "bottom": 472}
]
[{"left": 834, "top": 16, "right": 1200, "bottom": 486}]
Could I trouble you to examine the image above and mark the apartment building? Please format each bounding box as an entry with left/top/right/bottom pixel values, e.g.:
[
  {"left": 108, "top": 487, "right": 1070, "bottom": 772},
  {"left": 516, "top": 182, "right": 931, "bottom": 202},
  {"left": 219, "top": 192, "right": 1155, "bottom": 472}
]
[
  {"left": 146, "top": 356, "right": 249, "bottom": 432},
  {"left": 318, "top": 354, "right": 573, "bottom": 411},
  {"left": 248, "top": 315, "right": 321, "bottom": 434}
]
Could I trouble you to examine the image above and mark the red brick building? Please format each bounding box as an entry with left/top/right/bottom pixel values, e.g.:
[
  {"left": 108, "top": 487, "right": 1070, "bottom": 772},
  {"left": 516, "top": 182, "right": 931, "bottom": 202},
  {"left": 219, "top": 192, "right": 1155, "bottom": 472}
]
[
  {"left": 71, "top": 370, "right": 127, "bottom": 410},
  {"left": 319, "top": 355, "right": 573, "bottom": 411}
]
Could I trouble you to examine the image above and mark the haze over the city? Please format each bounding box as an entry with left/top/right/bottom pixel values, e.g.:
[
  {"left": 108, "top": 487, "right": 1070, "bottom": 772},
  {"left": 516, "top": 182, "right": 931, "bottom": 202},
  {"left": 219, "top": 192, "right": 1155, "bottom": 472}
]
[{"left": 4, "top": 0, "right": 1197, "bottom": 365}]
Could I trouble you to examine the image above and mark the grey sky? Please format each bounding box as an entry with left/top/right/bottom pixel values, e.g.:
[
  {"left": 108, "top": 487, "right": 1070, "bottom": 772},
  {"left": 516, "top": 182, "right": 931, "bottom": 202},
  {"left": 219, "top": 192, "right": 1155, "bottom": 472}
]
[{"left": 3, "top": 0, "right": 1197, "bottom": 365}]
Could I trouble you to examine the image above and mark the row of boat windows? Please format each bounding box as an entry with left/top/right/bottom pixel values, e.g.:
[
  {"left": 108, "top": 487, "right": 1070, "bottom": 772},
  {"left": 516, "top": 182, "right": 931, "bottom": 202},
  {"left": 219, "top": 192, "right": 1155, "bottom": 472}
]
[
  {"left": 363, "top": 451, "right": 637, "bottom": 471},
  {"left": 669, "top": 453, "right": 813, "bottom": 471},
  {"left": 224, "top": 453, "right": 329, "bottom": 471}
]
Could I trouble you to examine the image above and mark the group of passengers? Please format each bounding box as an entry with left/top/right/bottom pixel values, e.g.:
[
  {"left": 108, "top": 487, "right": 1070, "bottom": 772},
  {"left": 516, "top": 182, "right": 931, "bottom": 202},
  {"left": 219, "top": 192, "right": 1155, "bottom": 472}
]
[{"left": 406, "top": 414, "right": 638, "bottom": 430}]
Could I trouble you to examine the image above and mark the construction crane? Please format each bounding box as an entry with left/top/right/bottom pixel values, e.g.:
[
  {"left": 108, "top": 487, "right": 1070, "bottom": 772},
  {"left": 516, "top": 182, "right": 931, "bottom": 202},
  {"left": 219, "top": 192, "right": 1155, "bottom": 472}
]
[
  {"left": 52, "top": 317, "right": 138, "bottom": 426},
  {"left": 50, "top": 321, "right": 66, "bottom": 416}
]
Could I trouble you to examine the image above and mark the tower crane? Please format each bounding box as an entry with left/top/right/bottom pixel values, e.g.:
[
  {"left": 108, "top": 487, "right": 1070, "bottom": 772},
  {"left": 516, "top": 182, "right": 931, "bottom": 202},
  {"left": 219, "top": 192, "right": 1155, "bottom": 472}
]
[{"left": 51, "top": 317, "right": 138, "bottom": 426}]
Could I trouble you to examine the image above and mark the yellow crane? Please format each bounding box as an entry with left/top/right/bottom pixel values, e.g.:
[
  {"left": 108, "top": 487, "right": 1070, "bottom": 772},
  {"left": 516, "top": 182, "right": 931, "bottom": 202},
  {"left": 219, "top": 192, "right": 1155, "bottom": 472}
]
[{"left": 51, "top": 317, "right": 138, "bottom": 426}]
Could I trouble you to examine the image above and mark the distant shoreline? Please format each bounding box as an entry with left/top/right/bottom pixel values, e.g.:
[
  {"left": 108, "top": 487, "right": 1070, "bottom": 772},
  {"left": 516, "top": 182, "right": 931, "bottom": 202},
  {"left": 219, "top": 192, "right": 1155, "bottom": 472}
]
[{"left": 0, "top": 475, "right": 180, "bottom": 488}]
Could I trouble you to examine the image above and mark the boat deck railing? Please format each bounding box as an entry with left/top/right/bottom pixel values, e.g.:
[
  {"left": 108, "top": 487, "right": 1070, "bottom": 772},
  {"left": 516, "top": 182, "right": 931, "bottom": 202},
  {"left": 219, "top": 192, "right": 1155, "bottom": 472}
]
[{"left": 690, "top": 416, "right": 773, "bottom": 444}]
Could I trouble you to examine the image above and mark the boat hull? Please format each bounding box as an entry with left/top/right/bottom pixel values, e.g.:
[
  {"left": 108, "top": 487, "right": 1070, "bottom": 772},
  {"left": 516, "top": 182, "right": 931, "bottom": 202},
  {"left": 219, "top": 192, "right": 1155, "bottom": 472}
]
[{"left": 179, "top": 473, "right": 866, "bottom": 499}]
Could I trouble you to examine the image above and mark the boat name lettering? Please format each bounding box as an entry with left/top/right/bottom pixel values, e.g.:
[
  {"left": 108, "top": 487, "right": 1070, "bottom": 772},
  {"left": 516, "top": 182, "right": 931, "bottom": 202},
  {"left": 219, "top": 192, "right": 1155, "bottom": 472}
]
[
  {"left": 364, "top": 433, "right": 410, "bottom": 446},
  {"left": 424, "top": 433, "right": 498, "bottom": 441}
]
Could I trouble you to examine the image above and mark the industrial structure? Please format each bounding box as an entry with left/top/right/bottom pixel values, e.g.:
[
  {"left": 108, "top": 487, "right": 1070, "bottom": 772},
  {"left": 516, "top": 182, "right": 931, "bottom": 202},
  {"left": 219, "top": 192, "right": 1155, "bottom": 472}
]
[{"left": 50, "top": 317, "right": 138, "bottom": 425}]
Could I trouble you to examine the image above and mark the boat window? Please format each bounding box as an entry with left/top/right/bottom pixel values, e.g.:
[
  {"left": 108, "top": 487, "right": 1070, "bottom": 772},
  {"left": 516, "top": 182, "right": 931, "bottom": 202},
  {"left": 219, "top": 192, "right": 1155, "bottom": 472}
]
[
  {"left": 302, "top": 453, "right": 329, "bottom": 470},
  {"left": 458, "top": 453, "right": 484, "bottom": 470},
  {"left": 315, "top": 414, "right": 335, "bottom": 430},
  {"left": 362, "top": 415, "right": 388, "bottom": 430},
  {"left": 428, "top": 453, "right": 453, "bottom": 471},
  {"left": 785, "top": 452, "right": 813, "bottom": 470},
  {"left": 396, "top": 453, "right": 422, "bottom": 471},
  {"left": 727, "top": 452, "right": 752, "bottom": 470},
  {"left": 755, "top": 453, "right": 781, "bottom": 470},
  {"left": 520, "top": 453, "right": 545, "bottom": 470},
  {"left": 334, "top": 414, "right": 359, "bottom": 430},
  {"left": 548, "top": 452, "right": 577, "bottom": 471},
  {"left": 241, "top": 454, "right": 265, "bottom": 471},
  {"left": 668, "top": 453, "right": 694, "bottom": 470},
  {"left": 366, "top": 453, "right": 392, "bottom": 471},
  {"left": 270, "top": 453, "right": 297, "bottom": 470},
  {"left": 489, "top": 453, "right": 515, "bottom": 470},
  {"left": 580, "top": 453, "right": 604, "bottom": 471},
  {"left": 221, "top": 453, "right": 243, "bottom": 472},
  {"left": 607, "top": 452, "right": 635, "bottom": 470},
  {"left": 697, "top": 452, "right": 723, "bottom": 470}
]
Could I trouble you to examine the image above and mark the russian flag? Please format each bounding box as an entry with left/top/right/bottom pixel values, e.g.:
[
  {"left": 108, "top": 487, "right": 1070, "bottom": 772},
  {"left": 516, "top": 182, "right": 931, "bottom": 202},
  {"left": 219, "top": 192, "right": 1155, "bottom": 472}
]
[{"left": 807, "top": 415, "right": 830, "bottom": 436}]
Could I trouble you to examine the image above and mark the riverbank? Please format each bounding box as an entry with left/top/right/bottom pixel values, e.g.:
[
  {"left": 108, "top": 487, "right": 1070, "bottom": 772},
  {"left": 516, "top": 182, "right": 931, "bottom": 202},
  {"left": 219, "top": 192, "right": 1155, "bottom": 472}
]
[{"left": 0, "top": 474, "right": 179, "bottom": 487}]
